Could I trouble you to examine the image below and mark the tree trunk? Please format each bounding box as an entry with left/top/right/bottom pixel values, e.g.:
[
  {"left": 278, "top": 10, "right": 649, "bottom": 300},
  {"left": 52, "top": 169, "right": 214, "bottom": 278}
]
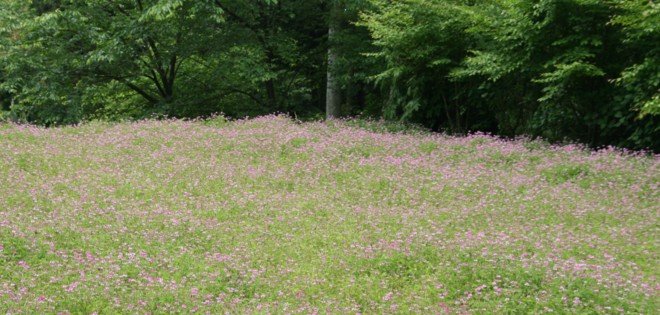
[
  {"left": 265, "top": 48, "right": 278, "bottom": 109},
  {"left": 325, "top": 1, "right": 341, "bottom": 118},
  {"left": 266, "top": 80, "right": 277, "bottom": 109}
]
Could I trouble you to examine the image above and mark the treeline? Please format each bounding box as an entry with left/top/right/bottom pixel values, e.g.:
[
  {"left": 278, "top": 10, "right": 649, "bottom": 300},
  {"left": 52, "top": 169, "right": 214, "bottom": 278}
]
[{"left": 1, "top": 0, "right": 658, "bottom": 150}]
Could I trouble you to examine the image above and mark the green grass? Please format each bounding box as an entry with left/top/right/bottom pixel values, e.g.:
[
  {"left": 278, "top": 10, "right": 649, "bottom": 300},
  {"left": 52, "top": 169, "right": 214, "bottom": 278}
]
[{"left": 0, "top": 116, "right": 657, "bottom": 314}]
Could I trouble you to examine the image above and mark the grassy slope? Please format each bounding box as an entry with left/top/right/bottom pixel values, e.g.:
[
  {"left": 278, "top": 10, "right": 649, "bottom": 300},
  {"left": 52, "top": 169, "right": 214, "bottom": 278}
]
[{"left": 0, "top": 116, "right": 657, "bottom": 314}]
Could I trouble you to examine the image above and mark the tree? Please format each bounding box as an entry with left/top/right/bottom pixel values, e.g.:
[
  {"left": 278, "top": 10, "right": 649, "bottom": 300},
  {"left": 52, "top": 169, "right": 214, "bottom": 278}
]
[
  {"left": 457, "top": 0, "right": 619, "bottom": 143},
  {"left": 211, "top": 0, "right": 330, "bottom": 116},
  {"left": 360, "top": 0, "right": 658, "bottom": 150},
  {"left": 325, "top": 0, "right": 342, "bottom": 118},
  {"left": 2, "top": 0, "right": 655, "bottom": 150},
  {"left": 2, "top": 0, "right": 225, "bottom": 124},
  {"left": 0, "top": 0, "right": 30, "bottom": 120},
  {"left": 612, "top": 0, "right": 660, "bottom": 117},
  {"left": 360, "top": 0, "right": 477, "bottom": 132}
]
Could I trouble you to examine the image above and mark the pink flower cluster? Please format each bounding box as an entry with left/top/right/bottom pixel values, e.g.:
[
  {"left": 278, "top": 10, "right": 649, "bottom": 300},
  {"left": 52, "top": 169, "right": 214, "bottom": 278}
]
[{"left": 0, "top": 116, "right": 657, "bottom": 313}]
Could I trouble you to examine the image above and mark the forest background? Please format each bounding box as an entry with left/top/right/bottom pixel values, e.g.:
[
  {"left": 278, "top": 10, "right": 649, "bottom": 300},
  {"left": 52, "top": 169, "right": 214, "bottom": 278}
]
[{"left": 0, "top": 0, "right": 658, "bottom": 151}]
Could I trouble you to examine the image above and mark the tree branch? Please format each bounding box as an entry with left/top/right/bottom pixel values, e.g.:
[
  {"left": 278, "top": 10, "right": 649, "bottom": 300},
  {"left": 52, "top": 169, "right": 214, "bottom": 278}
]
[
  {"left": 149, "top": 70, "right": 166, "bottom": 96},
  {"left": 213, "top": 0, "right": 255, "bottom": 31},
  {"left": 145, "top": 37, "right": 170, "bottom": 96},
  {"left": 124, "top": 81, "right": 159, "bottom": 104}
]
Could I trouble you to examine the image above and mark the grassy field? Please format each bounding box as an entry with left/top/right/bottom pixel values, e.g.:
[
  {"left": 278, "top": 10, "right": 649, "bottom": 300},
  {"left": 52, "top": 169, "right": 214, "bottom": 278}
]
[{"left": 0, "top": 115, "right": 658, "bottom": 314}]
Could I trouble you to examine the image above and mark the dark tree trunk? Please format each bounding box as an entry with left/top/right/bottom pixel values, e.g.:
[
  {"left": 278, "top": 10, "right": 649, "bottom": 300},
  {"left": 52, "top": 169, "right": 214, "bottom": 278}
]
[{"left": 325, "top": 1, "right": 341, "bottom": 118}]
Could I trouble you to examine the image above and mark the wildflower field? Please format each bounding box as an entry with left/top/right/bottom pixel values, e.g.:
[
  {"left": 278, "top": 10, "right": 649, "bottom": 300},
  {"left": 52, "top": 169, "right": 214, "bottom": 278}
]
[{"left": 0, "top": 116, "right": 658, "bottom": 314}]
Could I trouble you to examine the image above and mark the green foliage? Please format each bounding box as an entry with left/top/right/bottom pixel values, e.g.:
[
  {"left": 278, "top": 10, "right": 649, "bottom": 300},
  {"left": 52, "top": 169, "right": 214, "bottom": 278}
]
[
  {"left": 201, "top": 114, "right": 229, "bottom": 128},
  {"left": 210, "top": 0, "right": 329, "bottom": 115},
  {"left": 344, "top": 117, "right": 430, "bottom": 135},
  {"left": 328, "top": 0, "right": 381, "bottom": 117},
  {"left": 360, "top": 0, "right": 659, "bottom": 150},
  {"left": 610, "top": 0, "right": 660, "bottom": 119},
  {"left": 360, "top": 0, "right": 480, "bottom": 132},
  {"left": 542, "top": 164, "right": 591, "bottom": 185},
  {"left": 0, "top": 0, "right": 334, "bottom": 123},
  {"left": 0, "top": 230, "right": 52, "bottom": 266},
  {"left": 1, "top": 0, "right": 229, "bottom": 124},
  {"left": 0, "top": 0, "right": 657, "bottom": 150}
]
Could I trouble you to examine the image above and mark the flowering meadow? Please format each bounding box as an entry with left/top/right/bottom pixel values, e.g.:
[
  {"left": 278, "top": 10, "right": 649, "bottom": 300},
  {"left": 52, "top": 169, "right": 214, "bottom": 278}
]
[{"left": 0, "top": 115, "right": 658, "bottom": 314}]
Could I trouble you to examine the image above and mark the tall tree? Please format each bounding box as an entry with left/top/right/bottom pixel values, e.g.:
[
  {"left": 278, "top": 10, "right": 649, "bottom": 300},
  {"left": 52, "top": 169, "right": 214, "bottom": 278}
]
[
  {"left": 612, "top": 0, "right": 660, "bottom": 117},
  {"left": 360, "top": 0, "right": 658, "bottom": 150},
  {"left": 325, "top": 0, "right": 342, "bottom": 118},
  {"left": 2, "top": 0, "right": 225, "bottom": 123},
  {"left": 360, "top": 0, "right": 476, "bottom": 132},
  {"left": 211, "top": 0, "right": 329, "bottom": 115},
  {"left": 0, "top": 0, "right": 30, "bottom": 119}
]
